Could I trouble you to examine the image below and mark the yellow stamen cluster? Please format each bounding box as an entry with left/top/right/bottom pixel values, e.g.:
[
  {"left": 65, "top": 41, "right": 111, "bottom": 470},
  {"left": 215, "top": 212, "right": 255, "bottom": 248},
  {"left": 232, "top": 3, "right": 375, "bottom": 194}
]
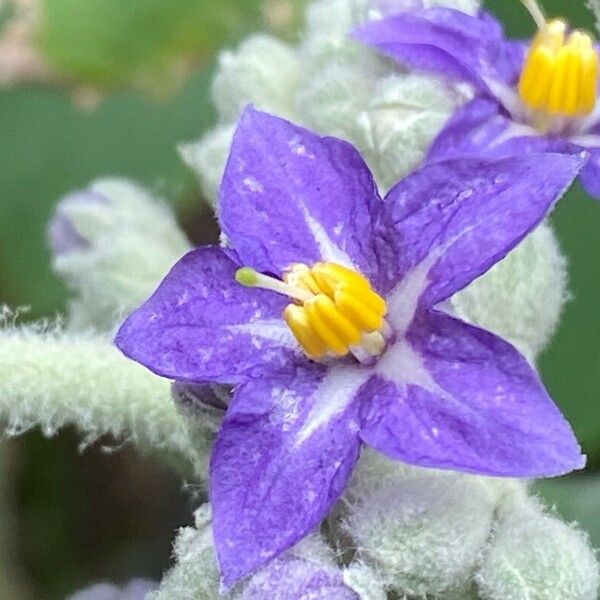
[
  {"left": 282, "top": 263, "right": 387, "bottom": 359},
  {"left": 235, "top": 262, "right": 389, "bottom": 361},
  {"left": 518, "top": 19, "right": 598, "bottom": 118}
]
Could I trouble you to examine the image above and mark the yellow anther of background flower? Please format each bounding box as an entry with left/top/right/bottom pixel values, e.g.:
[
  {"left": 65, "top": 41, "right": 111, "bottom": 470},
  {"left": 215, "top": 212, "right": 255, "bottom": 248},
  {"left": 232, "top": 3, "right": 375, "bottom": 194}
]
[
  {"left": 236, "top": 262, "right": 389, "bottom": 360},
  {"left": 518, "top": 18, "right": 598, "bottom": 118}
]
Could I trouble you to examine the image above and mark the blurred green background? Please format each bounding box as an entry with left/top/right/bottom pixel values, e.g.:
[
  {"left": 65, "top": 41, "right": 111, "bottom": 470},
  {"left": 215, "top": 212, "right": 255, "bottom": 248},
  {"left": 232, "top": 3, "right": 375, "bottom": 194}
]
[{"left": 1, "top": 0, "right": 599, "bottom": 597}]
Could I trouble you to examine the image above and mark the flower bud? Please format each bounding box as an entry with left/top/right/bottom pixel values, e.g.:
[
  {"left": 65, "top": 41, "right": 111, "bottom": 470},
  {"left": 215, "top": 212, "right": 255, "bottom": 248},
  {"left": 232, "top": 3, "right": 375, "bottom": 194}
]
[
  {"left": 48, "top": 190, "right": 107, "bottom": 256},
  {"left": 341, "top": 451, "right": 497, "bottom": 596},
  {"left": 476, "top": 494, "right": 599, "bottom": 600},
  {"left": 342, "top": 562, "right": 388, "bottom": 600},
  {"left": 451, "top": 221, "right": 567, "bottom": 362},
  {"left": 47, "top": 178, "right": 190, "bottom": 330},
  {"left": 179, "top": 124, "right": 235, "bottom": 207},
  {"left": 211, "top": 34, "right": 300, "bottom": 123},
  {"left": 298, "top": 58, "right": 466, "bottom": 192}
]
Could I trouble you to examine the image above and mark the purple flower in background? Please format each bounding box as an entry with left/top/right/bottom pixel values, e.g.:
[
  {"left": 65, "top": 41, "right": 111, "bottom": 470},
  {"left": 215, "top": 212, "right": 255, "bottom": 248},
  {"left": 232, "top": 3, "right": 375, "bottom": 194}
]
[
  {"left": 239, "top": 550, "right": 358, "bottom": 600},
  {"left": 353, "top": 0, "right": 600, "bottom": 198},
  {"left": 67, "top": 578, "right": 157, "bottom": 600},
  {"left": 116, "top": 108, "right": 585, "bottom": 586},
  {"left": 47, "top": 190, "right": 108, "bottom": 256}
]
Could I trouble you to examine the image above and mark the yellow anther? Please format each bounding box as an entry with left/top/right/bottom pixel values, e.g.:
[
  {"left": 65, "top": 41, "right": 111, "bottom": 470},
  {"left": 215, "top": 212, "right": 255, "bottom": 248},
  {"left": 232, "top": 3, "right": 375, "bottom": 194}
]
[
  {"left": 580, "top": 46, "right": 599, "bottom": 114},
  {"left": 310, "top": 262, "right": 371, "bottom": 296},
  {"left": 340, "top": 280, "right": 386, "bottom": 314},
  {"left": 305, "top": 294, "right": 361, "bottom": 356},
  {"left": 292, "top": 263, "right": 388, "bottom": 359},
  {"left": 518, "top": 17, "right": 599, "bottom": 119},
  {"left": 334, "top": 287, "right": 385, "bottom": 333},
  {"left": 283, "top": 305, "right": 328, "bottom": 359},
  {"left": 238, "top": 260, "right": 389, "bottom": 361}
]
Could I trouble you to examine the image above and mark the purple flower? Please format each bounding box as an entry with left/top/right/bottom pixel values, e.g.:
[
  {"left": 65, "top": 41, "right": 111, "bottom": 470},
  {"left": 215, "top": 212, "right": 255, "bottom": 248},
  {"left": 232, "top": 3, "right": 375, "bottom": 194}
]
[
  {"left": 239, "top": 548, "right": 359, "bottom": 600},
  {"left": 353, "top": 2, "right": 600, "bottom": 198},
  {"left": 47, "top": 190, "right": 108, "bottom": 256},
  {"left": 116, "top": 108, "right": 585, "bottom": 587},
  {"left": 67, "top": 579, "right": 157, "bottom": 600}
]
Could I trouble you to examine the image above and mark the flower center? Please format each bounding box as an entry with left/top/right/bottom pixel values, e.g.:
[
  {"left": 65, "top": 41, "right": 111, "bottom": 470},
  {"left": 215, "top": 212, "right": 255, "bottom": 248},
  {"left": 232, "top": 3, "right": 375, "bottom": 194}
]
[
  {"left": 518, "top": 0, "right": 598, "bottom": 120},
  {"left": 236, "top": 262, "right": 391, "bottom": 362}
]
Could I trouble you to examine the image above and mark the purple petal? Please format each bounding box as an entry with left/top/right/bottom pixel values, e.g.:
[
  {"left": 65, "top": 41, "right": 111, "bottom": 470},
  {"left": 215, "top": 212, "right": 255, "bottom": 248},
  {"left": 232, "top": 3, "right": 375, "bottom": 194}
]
[
  {"left": 580, "top": 146, "right": 600, "bottom": 200},
  {"left": 219, "top": 108, "right": 395, "bottom": 291},
  {"left": 352, "top": 9, "right": 519, "bottom": 92},
  {"left": 211, "top": 365, "right": 366, "bottom": 587},
  {"left": 427, "top": 97, "right": 521, "bottom": 162},
  {"left": 383, "top": 153, "right": 585, "bottom": 313},
  {"left": 427, "top": 97, "right": 580, "bottom": 163},
  {"left": 116, "top": 247, "right": 301, "bottom": 385},
  {"left": 359, "top": 311, "right": 584, "bottom": 477},
  {"left": 240, "top": 555, "right": 357, "bottom": 599},
  {"left": 427, "top": 97, "right": 598, "bottom": 199},
  {"left": 502, "top": 40, "right": 529, "bottom": 84}
]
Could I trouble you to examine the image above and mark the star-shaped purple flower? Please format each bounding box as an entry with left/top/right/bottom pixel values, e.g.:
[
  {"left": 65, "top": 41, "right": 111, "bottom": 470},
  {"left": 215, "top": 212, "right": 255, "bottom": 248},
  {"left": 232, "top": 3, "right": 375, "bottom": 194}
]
[
  {"left": 116, "top": 107, "right": 585, "bottom": 587},
  {"left": 353, "top": 3, "right": 600, "bottom": 199}
]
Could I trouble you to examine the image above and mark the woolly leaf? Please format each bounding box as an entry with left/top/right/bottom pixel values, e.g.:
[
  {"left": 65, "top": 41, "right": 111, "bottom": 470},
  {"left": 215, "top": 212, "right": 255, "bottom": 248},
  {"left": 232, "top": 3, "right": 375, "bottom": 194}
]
[{"left": 0, "top": 313, "right": 217, "bottom": 478}]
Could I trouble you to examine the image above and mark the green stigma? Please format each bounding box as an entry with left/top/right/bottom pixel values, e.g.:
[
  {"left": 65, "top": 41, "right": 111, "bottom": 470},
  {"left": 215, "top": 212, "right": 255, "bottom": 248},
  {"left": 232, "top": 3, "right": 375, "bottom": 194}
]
[{"left": 235, "top": 267, "right": 259, "bottom": 287}]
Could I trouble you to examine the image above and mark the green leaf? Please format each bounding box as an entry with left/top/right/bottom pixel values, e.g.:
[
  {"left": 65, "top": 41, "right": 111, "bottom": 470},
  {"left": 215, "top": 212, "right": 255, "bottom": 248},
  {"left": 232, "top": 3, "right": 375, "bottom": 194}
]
[
  {"left": 0, "top": 69, "right": 213, "bottom": 318},
  {"left": 541, "top": 186, "right": 600, "bottom": 468},
  {"left": 0, "top": 2, "right": 15, "bottom": 30},
  {"left": 35, "top": 0, "right": 263, "bottom": 89}
]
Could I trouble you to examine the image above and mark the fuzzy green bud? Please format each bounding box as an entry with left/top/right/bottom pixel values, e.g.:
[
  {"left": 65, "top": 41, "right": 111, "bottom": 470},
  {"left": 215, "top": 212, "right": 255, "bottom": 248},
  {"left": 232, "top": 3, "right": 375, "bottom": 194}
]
[
  {"left": 340, "top": 451, "right": 498, "bottom": 596},
  {"left": 48, "top": 178, "right": 190, "bottom": 331},
  {"left": 211, "top": 35, "right": 300, "bottom": 123},
  {"left": 452, "top": 222, "right": 567, "bottom": 362},
  {"left": 476, "top": 494, "right": 599, "bottom": 600}
]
